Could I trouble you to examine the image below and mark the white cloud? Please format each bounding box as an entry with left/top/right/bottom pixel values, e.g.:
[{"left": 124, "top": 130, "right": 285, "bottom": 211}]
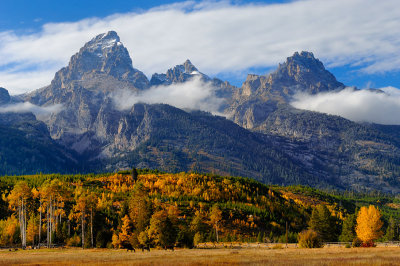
[
  {"left": 291, "top": 87, "right": 400, "bottom": 125},
  {"left": 1, "top": 0, "right": 400, "bottom": 93},
  {"left": 112, "top": 76, "right": 225, "bottom": 115},
  {"left": 0, "top": 102, "right": 63, "bottom": 118}
]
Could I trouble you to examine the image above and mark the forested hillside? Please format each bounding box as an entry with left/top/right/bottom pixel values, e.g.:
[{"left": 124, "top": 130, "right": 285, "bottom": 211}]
[{"left": 1, "top": 170, "right": 399, "bottom": 249}]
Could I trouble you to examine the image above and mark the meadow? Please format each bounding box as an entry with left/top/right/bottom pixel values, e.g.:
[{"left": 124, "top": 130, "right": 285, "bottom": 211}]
[{"left": 1, "top": 247, "right": 400, "bottom": 265}]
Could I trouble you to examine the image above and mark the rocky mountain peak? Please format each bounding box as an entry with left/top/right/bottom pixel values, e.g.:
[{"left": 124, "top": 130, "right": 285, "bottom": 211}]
[
  {"left": 281, "top": 51, "right": 324, "bottom": 76},
  {"left": 0, "top": 87, "right": 11, "bottom": 105},
  {"left": 182, "top": 59, "right": 198, "bottom": 74},
  {"left": 50, "top": 31, "right": 149, "bottom": 90},
  {"left": 267, "top": 51, "right": 344, "bottom": 94},
  {"left": 83, "top": 30, "right": 122, "bottom": 55},
  {"left": 149, "top": 59, "right": 205, "bottom": 86}
]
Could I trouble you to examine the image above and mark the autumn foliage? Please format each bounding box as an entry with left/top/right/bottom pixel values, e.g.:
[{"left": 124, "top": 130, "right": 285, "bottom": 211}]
[
  {"left": 0, "top": 170, "right": 393, "bottom": 249},
  {"left": 356, "top": 205, "right": 383, "bottom": 244}
]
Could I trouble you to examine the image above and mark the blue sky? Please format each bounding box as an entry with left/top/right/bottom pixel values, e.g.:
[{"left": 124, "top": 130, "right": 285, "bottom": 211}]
[
  {"left": 0, "top": 0, "right": 287, "bottom": 32},
  {"left": 1, "top": 0, "right": 400, "bottom": 94}
]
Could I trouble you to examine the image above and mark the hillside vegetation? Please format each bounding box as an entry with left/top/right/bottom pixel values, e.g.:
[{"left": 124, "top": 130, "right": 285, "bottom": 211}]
[{"left": 0, "top": 170, "right": 399, "bottom": 249}]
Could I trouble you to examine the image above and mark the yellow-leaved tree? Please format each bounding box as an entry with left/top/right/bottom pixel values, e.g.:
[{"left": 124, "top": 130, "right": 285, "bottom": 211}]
[{"left": 356, "top": 205, "right": 383, "bottom": 243}]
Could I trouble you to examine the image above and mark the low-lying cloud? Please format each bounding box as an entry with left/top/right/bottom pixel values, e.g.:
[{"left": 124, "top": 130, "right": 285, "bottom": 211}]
[
  {"left": 112, "top": 76, "right": 225, "bottom": 115},
  {"left": 291, "top": 87, "right": 400, "bottom": 125},
  {"left": 0, "top": 102, "right": 63, "bottom": 118},
  {"left": 1, "top": 0, "right": 400, "bottom": 93}
]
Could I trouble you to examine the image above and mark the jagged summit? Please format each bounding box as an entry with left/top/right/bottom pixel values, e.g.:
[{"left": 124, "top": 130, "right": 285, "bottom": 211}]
[
  {"left": 47, "top": 31, "right": 149, "bottom": 90},
  {"left": 277, "top": 51, "right": 326, "bottom": 77},
  {"left": 84, "top": 30, "right": 122, "bottom": 56},
  {"left": 268, "top": 51, "right": 344, "bottom": 94},
  {"left": 149, "top": 59, "right": 207, "bottom": 86},
  {"left": 182, "top": 59, "right": 198, "bottom": 74},
  {"left": 0, "top": 87, "right": 10, "bottom": 105}
]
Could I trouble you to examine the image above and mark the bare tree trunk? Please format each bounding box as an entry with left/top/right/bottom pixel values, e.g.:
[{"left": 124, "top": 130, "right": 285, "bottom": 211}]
[
  {"left": 38, "top": 199, "right": 41, "bottom": 249},
  {"left": 18, "top": 202, "right": 22, "bottom": 247},
  {"left": 82, "top": 209, "right": 85, "bottom": 249},
  {"left": 50, "top": 198, "right": 52, "bottom": 247},
  {"left": 91, "top": 208, "right": 93, "bottom": 248},
  {"left": 23, "top": 199, "right": 26, "bottom": 248},
  {"left": 46, "top": 204, "right": 50, "bottom": 248},
  {"left": 19, "top": 198, "right": 27, "bottom": 249},
  {"left": 215, "top": 223, "right": 219, "bottom": 243}
]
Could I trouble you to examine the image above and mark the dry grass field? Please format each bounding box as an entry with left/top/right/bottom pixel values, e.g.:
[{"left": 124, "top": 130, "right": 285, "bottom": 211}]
[{"left": 1, "top": 247, "right": 400, "bottom": 265}]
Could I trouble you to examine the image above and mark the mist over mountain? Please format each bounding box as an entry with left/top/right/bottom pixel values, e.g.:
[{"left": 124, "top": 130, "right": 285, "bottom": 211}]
[{"left": 2, "top": 31, "right": 400, "bottom": 192}]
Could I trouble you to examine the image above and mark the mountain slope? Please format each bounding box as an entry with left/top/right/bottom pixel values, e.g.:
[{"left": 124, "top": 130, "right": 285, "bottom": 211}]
[
  {"left": 226, "top": 52, "right": 400, "bottom": 192},
  {"left": 21, "top": 32, "right": 320, "bottom": 187},
  {"left": 9, "top": 31, "right": 400, "bottom": 192},
  {"left": 101, "top": 103, "right": 326, "bottom": 187},
  {"left": 0, "top": 88, "right": 80, "bottom": 175}
]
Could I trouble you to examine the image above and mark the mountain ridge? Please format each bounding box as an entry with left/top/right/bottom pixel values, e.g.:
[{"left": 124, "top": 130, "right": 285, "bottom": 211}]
[{"left": 1, "top": 31, "right": 400, "bottom": 192}]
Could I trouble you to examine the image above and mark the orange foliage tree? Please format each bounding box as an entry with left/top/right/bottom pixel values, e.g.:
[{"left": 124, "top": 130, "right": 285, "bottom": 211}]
[
  {"left": 7, "top": 181, "right": 32, "bottom": 248},
  {"left": 356, "top": 205, "right": 383, "bottom": 243}
]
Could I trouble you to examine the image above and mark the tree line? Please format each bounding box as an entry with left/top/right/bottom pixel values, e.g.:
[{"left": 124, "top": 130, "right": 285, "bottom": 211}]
[{"left": 0, "top": 171, "right": 398, "bottom": 249}]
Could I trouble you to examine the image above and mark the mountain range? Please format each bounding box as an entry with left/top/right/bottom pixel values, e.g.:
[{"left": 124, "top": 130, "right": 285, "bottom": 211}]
[{"left": 1, "top": 31, "right": 400, "bottom": 193}]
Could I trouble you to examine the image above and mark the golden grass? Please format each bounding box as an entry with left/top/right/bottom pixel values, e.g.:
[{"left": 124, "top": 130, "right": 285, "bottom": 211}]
[{"left": 1, "top": 247, "right": 399, "bottom": 265}]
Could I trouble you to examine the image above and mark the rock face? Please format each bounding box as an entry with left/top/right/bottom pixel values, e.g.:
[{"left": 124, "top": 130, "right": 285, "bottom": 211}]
[
  {"left": 149, "top": 59, "right": 236, "bottom": 111},
  {"left": 150, "top": 59, "right": 207, "bottom": 86},
  {"left": 53, "top": 31, "right": 148, "bottom": 90},
  {"left": 0, "top": 87, "right": 79, "bottom": 174},
  {"left": 0, "top": 87, "right": 11, "bottom": 105},
  {"left": 8, "top": 31, "right": 400, "bottom": 192},
  {"left": 228, "top": 51, "right": 345, "bottom": 129},
  {"left": 225, "top": 52, "right": 400, "bottom": 192},
  {"left": 25, "top": 31, "right": 152, "bottom": 156}
]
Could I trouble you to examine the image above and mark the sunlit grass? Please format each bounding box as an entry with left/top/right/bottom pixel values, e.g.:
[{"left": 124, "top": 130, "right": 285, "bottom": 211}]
[{"left": 1, "top": 247, "right": 399, "bottom": 265}]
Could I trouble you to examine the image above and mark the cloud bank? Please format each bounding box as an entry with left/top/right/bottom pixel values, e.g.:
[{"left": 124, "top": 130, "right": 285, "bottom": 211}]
[
  {"left": 112, "top": 76, "right": 225, "bottom": 114},
  {"left": 1, "top": 0, "right": 400, "bottom": 94},
  {"left": 291, "top": 87, "right": 400, "bottom": 125},
  {"left": 0, "top": 102, "right": 63, "bottom": 117}
]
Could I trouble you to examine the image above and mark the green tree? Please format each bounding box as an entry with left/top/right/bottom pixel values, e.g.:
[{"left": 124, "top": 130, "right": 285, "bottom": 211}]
[
  {"left": 384, "top": 216, "right": 398, "bottom": 241},
  {"left": 193, "top": 232, "right": 203, "bottom": 246},
  {"left": 129, "top": 182, "right": 151, "bottom": 233},
  {"left": 148, "top": 209, "right": 177, "bottom": 249},
  {"left": 257, "top": 231, "right": 263, "bottom": 243},
  {"left": 339, "top": 214, "right": 356, "bottom": 242},
  {"left": 190, "top": 210, "right": 208, "bottom": 234},
  {"left": 309, "top": 205, "right": 339, "bottom": 242}
]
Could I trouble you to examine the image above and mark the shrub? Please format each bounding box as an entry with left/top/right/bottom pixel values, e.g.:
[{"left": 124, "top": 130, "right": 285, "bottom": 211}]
[
  {"left": 352, "top": 237, "right": 362, "bottom": 247},
  {"left": 106, "top": 242, "right": 113, "bottom": 249},
  {"left": 66, "top": 234, "right": 81, "bottom": 247},
  {"left": 361, "top": 241, "right": 376, "bottom": 248},
  {"left": 345, "top": 243, "right": 351, "bottom": 248},
  {"left": 298, "top": 229, "right": 323, "bottom": 248},
  {"left": 96, "top": 230, "right": 112, "bottom": 248},
  {"left": 271, "top": 244, "right": 283, "bottom": 249},
  {"left": 193, "top": 232, "right": 203, "bottom": 246}
]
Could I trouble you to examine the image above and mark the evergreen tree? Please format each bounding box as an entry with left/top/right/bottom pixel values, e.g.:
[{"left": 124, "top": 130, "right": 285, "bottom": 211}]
[
  {"left": 384, "top": 216, "right": 398, "bottom": 241},
  {"left": 131, "top": 168, "right": 138, "bottom": 182},
  {"left": 339, "top": 214, "right": 356, "bottom": 242},
  {"left": 129, "top": 182, "right": 151, "bottom": 233},
  {"left": 148, "top": 209, "right": 177, "bottom": 249},
  {"left": 257, "top": 231, "right": 263, "bottom": 243},
  {"left": 309, "top": 204, "right": 339, "bottom": 242}
]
